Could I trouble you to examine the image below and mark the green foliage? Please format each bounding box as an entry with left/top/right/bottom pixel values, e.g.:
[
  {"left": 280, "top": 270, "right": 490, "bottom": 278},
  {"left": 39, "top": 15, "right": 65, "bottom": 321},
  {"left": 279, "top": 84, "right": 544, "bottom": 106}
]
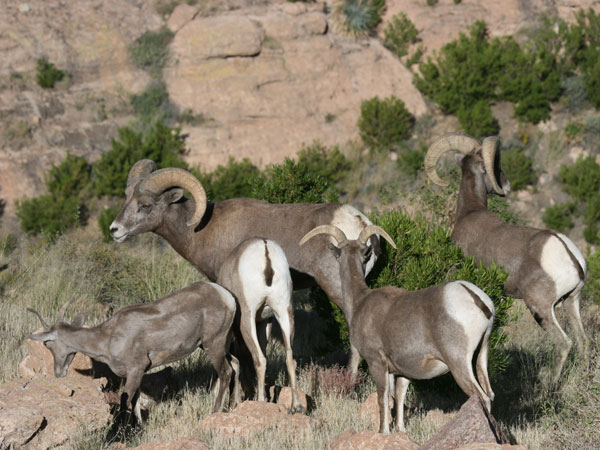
[
  {"left": 331, "top": 0, "right": 385, "bottom": 37},
  {"left": 383, "top": 13, "right": 420, "bottom": 59},
  {"left": 584, "top": 247, "right": 600, "bottom": 304},
  {"left": 501, "top": 147, "right": 536, "bottom": 191},
  {"left": 98, "top": 206, "right": 120, "bottom": 243},
  {"left": 130, "top": 80, "right": 172, "bottom": 124},
  {"left": 36, "top": 58, "right": 66, "bottom": 89},
  {"left": 92, "top": 121, "right": 188, "bottom": 197},
  {"left": 317, "top": 210, "right": 513, "bottom": 373},
  {"left": 16, "top": 154, "right": 91, "bottom": 237},
  {"left": 558, "top": 156, "right": 600, "bottom": 244},
  {"left": 426, "top": 0, "right": 438, "bottom": 5},
  {"left": 358, "top": 96, "right": 415, "bottom": 150},
  {"left": 296, "top": 141, "right": 353, "bottom": 185},
  {"left": 565, "top": 120, "right": 585, "bottom": 140},
  {"left": 397, "top": 145, "right": 425, "bottom": 177},
  {"left": 129, "top": 28, "right": 174, "bottom": 75},
  {"left": 414, "top": 21, "right": 562, "bottom": 136},
  {"left": 195, "top": 157, "right": 260, "bottom": 201},
  {"left": 542, "top": 202, "right": 576, "bottom": 233},
  {"left": 251, "top": 157, "right": 336, "bottom": 204}
]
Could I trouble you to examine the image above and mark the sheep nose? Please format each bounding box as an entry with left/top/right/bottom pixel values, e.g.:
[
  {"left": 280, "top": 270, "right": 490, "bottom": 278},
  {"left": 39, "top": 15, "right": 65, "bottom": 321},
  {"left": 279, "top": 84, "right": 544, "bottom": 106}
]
[{"left": 109, "top": 226, "right": 118, "bottom": 236}]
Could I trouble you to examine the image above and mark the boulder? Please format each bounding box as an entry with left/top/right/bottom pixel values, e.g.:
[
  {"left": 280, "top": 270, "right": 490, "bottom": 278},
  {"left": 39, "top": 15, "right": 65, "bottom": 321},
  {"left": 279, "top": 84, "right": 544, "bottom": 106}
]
[
  {"left": 198, "top": 400, "right": 315, "bottom": 437},
  {"left": 359, "top": 392, "right": 393, "bottom": 430},
  {"left": 455, "top": 444, "right": 530, "bottom": 450},
  {"left": 268, "top": 385, "right": 314, "bottom": 411},
  {"left": 124, "top": 438, "right": 210, "bottom": 450},
  {"left": 327, "top": 428, "right": 418, "bottom": 450},
  {"left": 0, "top": 376, "right": 110, "bottom": 449},
  {"left": 421, "top": 395, "right": 509, "bottom": 450}
]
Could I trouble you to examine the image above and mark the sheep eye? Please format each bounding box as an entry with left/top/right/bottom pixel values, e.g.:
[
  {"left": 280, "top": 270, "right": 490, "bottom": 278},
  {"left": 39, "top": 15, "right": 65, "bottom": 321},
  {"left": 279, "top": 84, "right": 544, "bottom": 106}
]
[{"left": 139, "top": 204, "right": 151, "bottom": 212}]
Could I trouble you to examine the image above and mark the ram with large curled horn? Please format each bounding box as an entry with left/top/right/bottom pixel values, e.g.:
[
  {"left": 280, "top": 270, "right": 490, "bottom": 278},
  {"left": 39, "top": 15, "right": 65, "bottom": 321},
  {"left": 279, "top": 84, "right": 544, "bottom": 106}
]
[
  {"left": 110, "top": 159, "right": 382, "bottom": 376},
  {"left": 425, "top": 132, "right": 588, "bottom": 382},
  {"left": 299, "top": 224, "right": 496, "bottom": 434}
]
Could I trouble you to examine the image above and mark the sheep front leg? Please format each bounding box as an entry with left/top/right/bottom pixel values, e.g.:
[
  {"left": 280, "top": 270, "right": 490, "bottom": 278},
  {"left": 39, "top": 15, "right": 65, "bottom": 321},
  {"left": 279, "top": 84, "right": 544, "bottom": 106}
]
[{"left": 122, "top": 368, "right": 144, "bottom": 423}]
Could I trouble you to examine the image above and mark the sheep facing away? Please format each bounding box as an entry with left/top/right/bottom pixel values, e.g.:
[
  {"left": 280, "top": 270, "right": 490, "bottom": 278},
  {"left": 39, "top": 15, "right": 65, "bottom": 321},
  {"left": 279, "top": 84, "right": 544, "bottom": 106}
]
[
  {"left": 27, "top": 283, "right": 239, "bottom": 422},
  {"left": 300, "top": 224, "right": 495, "bottom": 434}
]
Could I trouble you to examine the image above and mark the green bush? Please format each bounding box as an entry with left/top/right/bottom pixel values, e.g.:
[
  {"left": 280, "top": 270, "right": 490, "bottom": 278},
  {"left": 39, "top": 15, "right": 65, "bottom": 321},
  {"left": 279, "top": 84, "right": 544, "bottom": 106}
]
[
  {"left": 383, "top": 13, "right": 420, "bottom": 59},
  {"left": 16, "top": 154, "right": 91, "bottom": 237},
  {"left": 330, "top": 0, "right": 385, "bottom": 37},
  {"left": 129, "top": 28, "right": 174, "bottom": 74},
  {"left": 36, "top": 58, "right": 66, "bottom": 89},
  {"left": 542, "top": 202, "right": 576, "bottom": 233},
  {"left": 584, "top": 247, "right": 600, "bottom": 304},
  {"left": 583, "top": 196, "right": 600, "bottom": 244},
  {"left": 251, "top": 157, "right": 336, "bottom": 204},
  {"left": 501, "top": 147, "right": 536, "bottom": 191},
  {"left": 296, "top": 141, "right": 353, "bottom": 185},
  {"left": 92, "top": 121, "right": 188, "bottom": 197},
  {"left": 565, "top": 120, "right": 585, "bottom": 140},
  {"left": 316, "top": 210, "right": 513, "bottom": 373},
  {"left": 130, "top": 80, "right": 172, "bottom": 124},
  {"left": 98, "top": 206, "right": 120, "bottom": 243},
  {"left": 397, "top": 145, "right": 425, "bottom": 177},
  {"left": 195, "top": 157, "right": 261, "bottom": 201},
  {"left": 414, "top": 21, "right": 562, "bottom": 135},
  {"left": 358, "top": 96, "right": 415, "bottom": 150}
]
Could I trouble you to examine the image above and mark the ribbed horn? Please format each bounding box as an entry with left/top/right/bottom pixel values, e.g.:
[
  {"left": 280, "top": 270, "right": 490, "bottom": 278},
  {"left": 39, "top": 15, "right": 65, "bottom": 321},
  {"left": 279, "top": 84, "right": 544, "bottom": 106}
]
[
  {"left": 424, "top": 132, "right": 481, "bottom": 187},
  {"left": 57, "top": 298, "right": 76, "bottom": 322},
  {"left": 482, "top": 137, "right": 504, "bottom": 195},
  {"left": 127, "top": 160, "right": 157, "bottom": 187},
  {"left": 140, "top": 168, "right": 207, "bottom": 228},
  {"left": 358, "top": 225, "right": 397, "bottom": 249},
  {"left": 299, "top": 225, "right": 347, "bottom": 247},
  {"left": 26, "top": 308, "right": 50, "bottom": 330}
]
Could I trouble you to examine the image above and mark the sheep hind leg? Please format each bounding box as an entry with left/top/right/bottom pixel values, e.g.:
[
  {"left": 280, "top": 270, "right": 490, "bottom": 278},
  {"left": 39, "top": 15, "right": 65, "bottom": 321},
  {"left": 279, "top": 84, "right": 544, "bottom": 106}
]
[
  {"left": 239, "top": 310, "right": 268, "bottom": 402},
  {"left": 394, "top": 376, "right": 410, "bottom": 433},
  {"left": 476, "top": 323, "right": 495, "bottom": 401},
  {"left": 536, "top": 304, "right": 572, "bottom": 384},
  {"left": 562, "top": 283, "right": 588, "bottom": 358},
  {"left": 204, "top": 336, "right": 236, "bottom": 413},
  {"left": 447, "top": 353, "right": 491, "bottom": 413},
  {"left": 273, "top": 304, "right": 303, "bottom": 413},
  {"left": 366, "top": 355, "right": 391, "bottom": 434}
]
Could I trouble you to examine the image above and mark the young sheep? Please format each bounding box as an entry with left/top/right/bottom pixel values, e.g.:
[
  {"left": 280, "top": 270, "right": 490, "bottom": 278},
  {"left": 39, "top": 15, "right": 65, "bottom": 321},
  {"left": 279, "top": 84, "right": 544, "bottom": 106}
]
[
  {"left": 217, "top": 237, "right": 303, "bottom": 412},
  {"left": 27, "top": 283, "right": 239, "bottom": 422},
  {"left": 300, "top": 225, "right": 495, "bottom": 434},
  {"left": 424, "top": 132, "right": 587, "bottom": 382}
]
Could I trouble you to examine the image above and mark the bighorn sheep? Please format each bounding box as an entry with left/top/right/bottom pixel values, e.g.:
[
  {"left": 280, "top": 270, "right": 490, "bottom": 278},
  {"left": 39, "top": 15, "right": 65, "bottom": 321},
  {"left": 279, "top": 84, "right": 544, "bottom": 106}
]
[
  {"left": 217, "top": 237, "right": 303, "bottom": 411},
  {"left": 425, "top": 132, "right": 588, "bottom": 381},
  {"left": 109, "top": 160, "right": 380, "bottom": 374},
  {"left": 300, "top": 225, "right": 495, "bottom": 434},
  {"left": 27, "top": 283, "right": 239, "bottom": 421}
]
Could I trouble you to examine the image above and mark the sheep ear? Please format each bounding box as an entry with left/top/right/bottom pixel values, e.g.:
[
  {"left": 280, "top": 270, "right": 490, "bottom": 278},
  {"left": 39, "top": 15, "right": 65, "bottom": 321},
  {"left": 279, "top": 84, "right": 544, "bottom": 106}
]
[
  {"left": 162, "top": 188, "right": 184, "bottom": 204},
  {"left": 72, "top": 314, "right": 85, "bottom": 328},
  {"left": 328, "top": 243, "right": 341, "bottom": 259},
  {"left": 29, "top": 330, "right": 57, "bottom": 342}
]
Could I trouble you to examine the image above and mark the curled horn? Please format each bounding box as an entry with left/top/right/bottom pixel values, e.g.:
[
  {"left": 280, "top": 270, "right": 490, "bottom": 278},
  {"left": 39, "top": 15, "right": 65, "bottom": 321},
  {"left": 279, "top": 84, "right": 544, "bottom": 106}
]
[
  {"left": 139, "top": 168, "right": 207, "bottom": 228},
  {"left": 481, "top": 137, "right": 504, "bottom": 195},
  {"left": 57, "top": 298, "right": 76, "bottom": 322},
  {"left": 127, "top": 159, "right": 158, "bottom": 188},
  {"left": 358, "top": 225, "right": 397, "bottom": 249},
  {"left": 424, "top": 132, "right": 481, "bottom": 187},
  {"left": 299, "top": 225, "right": 348, "bottom": 247},
  {"left": 26, "top": 308, "right": 50, "bottom": 330}
]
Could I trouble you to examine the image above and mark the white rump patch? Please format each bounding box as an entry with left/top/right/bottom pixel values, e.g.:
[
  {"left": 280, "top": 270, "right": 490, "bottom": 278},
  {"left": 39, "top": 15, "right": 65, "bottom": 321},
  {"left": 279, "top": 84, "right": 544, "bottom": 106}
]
[
  {"left": 540, "top": 234, "right": 584, "bottom": 299},
  {"left": 443, "top": 282, "right": 491, "bottom": 341},
  {"left": 206, "top": 282, "right": 236, "bottom": 311},
  {"left": 331, "top": 205, "right": 378, "bottom": 275},
  {"left": 457, "top": 281, "right": 495, "bottom": 319}
]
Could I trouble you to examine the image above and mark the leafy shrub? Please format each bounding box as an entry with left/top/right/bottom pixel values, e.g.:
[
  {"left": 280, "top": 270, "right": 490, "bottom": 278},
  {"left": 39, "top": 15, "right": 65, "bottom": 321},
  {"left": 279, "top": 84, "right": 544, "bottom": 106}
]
[
  {"left": 383, "top": 13, "right": 420, "bottom": 59},
  {"left": 501, "top": 147, "right": 536, "bottom": 191},
  {"left": 562, "top": 76, "right": 590, "bottom": 113},
  {"left": 358, "top": 96, "right": 415, "bottom": 151},
  {"left": 316, "top": 210, "right": 513, "bottom": 374},
  {"left": 330, "top": 0, "right": 385, "bottom": 38},
  {"left": 129, "top": 28, "right": 174, "bottom": 74},
  {"left": 583, "top": 248, "right": 600, "bottom": 304},
  {"left": 397, "top": 145, "right": 425, "bottom": 177},
  {"left": 130, "top": 80, "right": 172, "bottom": 124},
  {"left": 16, "top": 154, "right": 91, "bottom": 237},
  {"left": 195, "top": 157, "right": 260, "bottom": 201},
  {"left": 542, "top": 202, "right": 576, "bottom": 233},
  {"left": 565, "top": 120, "right": 585, "bottom": 140},
  {"left": 296, "top": 142, "right": 353, "bottom": 185},
  {"left": 36, "top": 58, "right": 66, "bottom": 89},
  {"left": 98, "top": 206, "right": 120, "bottom": 243},
  {"left": 583, "top": 196, "right": 600, "bottom": 244},
  {"left": 93, "top": 121, "right": 188, "bottom": 197},
  {"left": 251, "top": 158, "right": 336, "bottom": 204},
  {"left": 414, "top": 21, "right": 562, "bottom": 136}
]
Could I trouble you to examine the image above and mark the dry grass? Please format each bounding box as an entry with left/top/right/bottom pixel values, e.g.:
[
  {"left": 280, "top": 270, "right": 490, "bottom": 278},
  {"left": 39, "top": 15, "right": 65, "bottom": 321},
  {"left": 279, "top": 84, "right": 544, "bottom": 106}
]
[{"left": 1, "top": 229, "right": 599, "bottom": 449}]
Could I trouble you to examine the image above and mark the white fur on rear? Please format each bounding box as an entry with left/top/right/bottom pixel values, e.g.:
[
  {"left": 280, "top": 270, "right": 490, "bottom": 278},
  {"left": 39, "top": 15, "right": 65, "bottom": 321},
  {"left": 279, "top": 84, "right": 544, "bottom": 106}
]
[
  {"left": 541, "top": 234, "right": 585, "bottom": 299},
  {"left": 331, "top": 205, "right": 378, "bottom": 275},
  {"left": 444, "top": 282, "right": 493, "bottom": 342},
  {"left": 206, "top": 282, "right": 236, "bottom": 312}
]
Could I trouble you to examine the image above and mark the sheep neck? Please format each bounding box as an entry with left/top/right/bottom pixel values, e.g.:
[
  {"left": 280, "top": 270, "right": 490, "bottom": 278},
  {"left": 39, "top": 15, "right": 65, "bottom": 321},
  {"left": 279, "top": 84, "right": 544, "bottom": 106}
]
[
  {"left": 60, "top": 326, "right": 109, "bottom": 361},
  {"left": 337, "top": 248, "right": 371, "bottom": 326},
  {"left": 455, "top": 165, "right": 488, "bottom": 222}
]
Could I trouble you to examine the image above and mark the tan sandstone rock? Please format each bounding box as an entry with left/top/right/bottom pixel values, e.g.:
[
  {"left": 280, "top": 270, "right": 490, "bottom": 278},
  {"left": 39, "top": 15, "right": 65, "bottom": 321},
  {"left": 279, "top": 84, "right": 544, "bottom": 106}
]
[
  {"left": 125, "top": 438, "right": 210, "bottom": 450},
  {"left": 0, "top": 376, "right": 110, "bottom": 449},
  {"left": 198, "top": 400, "right": 315, "bottom": 437},
  {"left": 327, "top": 428, "right": 418, "bottom": 450},
  {"left": 421, "top": 395, "right": 509, "bottom": 450},
  {"left": 455, "top": 444, "right": 530, "bottom": 450},
  {"left": 268, "top": 385, "right": 314, "bottom": 411}
]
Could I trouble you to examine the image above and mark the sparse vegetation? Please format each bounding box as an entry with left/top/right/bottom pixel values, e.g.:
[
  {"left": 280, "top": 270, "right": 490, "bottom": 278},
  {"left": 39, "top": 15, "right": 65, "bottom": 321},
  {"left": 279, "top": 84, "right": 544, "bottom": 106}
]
[
  {"left": 36, "top": 57, "right": 66, "bottom": 89},
  {"left": 383, "top": 13, "right": 420, "bottom": 60},
  {"left": 501, "top": 147, "right": 536, "bottom": 191},
  {"left": 129, "top": 28, "right": 174, "bottom": 75},
  {"left": 330, "top": 0, "right": 385, "bottom": 38}
]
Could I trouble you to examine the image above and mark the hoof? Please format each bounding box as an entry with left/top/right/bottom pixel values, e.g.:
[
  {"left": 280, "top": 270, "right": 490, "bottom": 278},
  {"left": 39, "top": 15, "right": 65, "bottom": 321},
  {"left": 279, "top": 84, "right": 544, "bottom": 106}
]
[{"left": 288, "top": 405, "right": 306, "bottom": 415}]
